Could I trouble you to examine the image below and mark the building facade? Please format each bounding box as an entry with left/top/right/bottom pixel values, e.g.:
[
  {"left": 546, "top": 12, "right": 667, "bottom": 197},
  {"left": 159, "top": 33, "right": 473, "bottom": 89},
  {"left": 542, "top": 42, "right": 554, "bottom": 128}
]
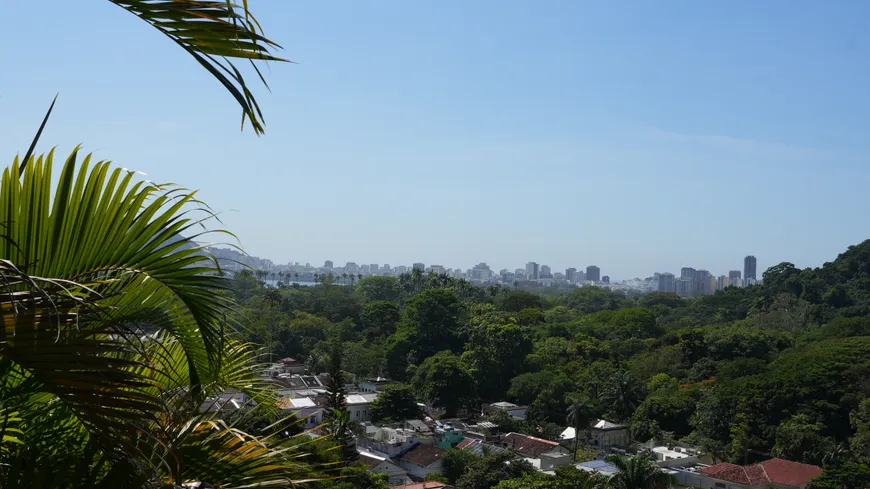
[{"left": 744, "top": 255, "right": 757, "bottom": 281}]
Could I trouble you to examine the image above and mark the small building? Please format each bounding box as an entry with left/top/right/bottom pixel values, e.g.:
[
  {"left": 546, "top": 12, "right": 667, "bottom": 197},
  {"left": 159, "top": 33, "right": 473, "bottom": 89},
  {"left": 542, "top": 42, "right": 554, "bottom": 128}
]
[
  {"left": 456, "top": 438, "right": 510, "bottom": 457},
  {"left": 279, "top": 357, "right": 306, "bottom": 375},
  {"left": 345, "top": 393, "right": 378, "bottom": 422},
  {"left": 358, "top": 450, "right": 410, "bottom": 486},
  {"left": 399, "top": 444, "right": 447, "bottom": 480},
  {"left": 589, "top": 419, "right": 630, "bottom": 448},
  {"left": 277, "top": 397, "right": 323, "bottom": 428},
  {"left": 651, "top": 446, "right": 699, "bottom": 467},
  {"left": 673, "top": 458, "right": 823, "bottom": 489},
  {"left": 405, "top": 419, "right": 433, "bottom": 436},
  {"left": 390, "top": 482, "right": 453, "bottom": 489},
  {"left": 433, "top": 423, "right": 464, "bottom": 449},
  {"left": 502, "top": 432, "right": 570, "bottom": 459},
  {"left": 484, "top": 401, "right": 527, "bottom": 420},
  {"left": 577, "top": 459, "right": 620, "bottom": 476},
  {"left": 360, "top": 376, "right": 396, "bottom": 393},
  {"left": 357, "top": 427, "right": 421, "bottom": 458},
  {"left": 199, "top": 389, "right": 253, "bottom": 413}
]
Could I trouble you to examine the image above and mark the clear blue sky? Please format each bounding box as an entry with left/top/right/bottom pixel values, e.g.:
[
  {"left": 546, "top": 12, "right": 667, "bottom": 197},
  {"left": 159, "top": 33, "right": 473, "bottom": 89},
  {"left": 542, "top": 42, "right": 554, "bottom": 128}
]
[{"left": 3, "top": 1, "right": 870, "bottom": 279}]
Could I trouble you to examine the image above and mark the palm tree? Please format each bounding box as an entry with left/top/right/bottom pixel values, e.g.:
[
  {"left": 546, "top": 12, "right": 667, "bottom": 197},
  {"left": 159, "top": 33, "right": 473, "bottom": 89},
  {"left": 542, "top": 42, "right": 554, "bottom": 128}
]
[
  {"left": 604, "top": 454, "right": 676, "bottom": 489},
  {"left": 566, "top": 397, "right": 596, "bottom": 462},
  {"left": 104, "top": 1, "right": 286, "bottom": 134},
  {"left": 294, "top": 272, "right": 300, "bottom": 284},
  {"left": 357, "top": 273, "right": 363, "bottom": 284},
  {"left": 342, "top": 272, "right": 348, "bottom": 285},
  {"left": 0, "top": 153, "right": 323, "bottom": 486},
  {"left": 601, "top": 371, "right": 643, "bottom": 422}
]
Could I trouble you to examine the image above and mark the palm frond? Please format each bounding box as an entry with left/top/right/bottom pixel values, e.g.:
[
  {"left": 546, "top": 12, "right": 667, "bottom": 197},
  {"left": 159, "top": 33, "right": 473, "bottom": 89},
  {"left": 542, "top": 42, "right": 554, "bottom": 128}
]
[{"left": 110, "top": 0, "right": 288, "bottom": 134}]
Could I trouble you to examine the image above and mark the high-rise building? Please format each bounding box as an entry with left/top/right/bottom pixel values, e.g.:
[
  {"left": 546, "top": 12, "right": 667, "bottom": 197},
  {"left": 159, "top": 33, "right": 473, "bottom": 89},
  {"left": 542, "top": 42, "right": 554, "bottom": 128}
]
[
  {"left": 657, "top": 272, "right": 675, "bottom": 292},
  {"left": 566, "top": 268, "right": 577, "bottom": 281},
  {"left": 370, "top": 264, "right": 379, "bottom": 273},
  {"left": 395, "top": 265, "right": 407, "bottom": 274},
  {"left": 324, "top": 260, "right": 333, "bottom": 269},
  {"left": 709, "top": 275, "right": 718, "bottom": 294},
  {"left": 586, "top": 265, "right": 601, "bottom": 282},
  {"left": 744, "top": 256, "right": 757, "bottom": 281},
  {"left": 515, "top": 268, "right": 526, "bottom": 279},
  {"left": 680, "top": 267, "right": 696, "bottom": 279},
  {"left": 676, "top": 278, "right": 694, "bottom": 297},
  {"left": 382, "top": 264, "right": 391, "bottom": 273},
  {"left": 602, "top": 275, "right": 610, "bottom": 284},
  {"left": 360, "top": 264, "right": 370, "bottom": 274},
  {"left": 695, "top": 270, "right": 712, "bottom": 295},
  {"left": 430, "top": 265, "right": 446, "bottom": 275},
  {"left": 540, "top": 265, "right": 552, "bottom": 278},
  {"left": 717, "top": 275, "right": 729, "bottom": 290},
  {"left": 729, "top": 270, "right": 741, "bottom": 279},
  {"left": 575, "top": 270, "right": 587, "bottom": 282},
  {"left": 412, "top": 262, "right": 425, "bottom": 271},
  {"left": 526, "top": 262, "right": 540, "bottom": 280},
  {"left": 345, "top": 262, "right": 359, "bottom": 274}
]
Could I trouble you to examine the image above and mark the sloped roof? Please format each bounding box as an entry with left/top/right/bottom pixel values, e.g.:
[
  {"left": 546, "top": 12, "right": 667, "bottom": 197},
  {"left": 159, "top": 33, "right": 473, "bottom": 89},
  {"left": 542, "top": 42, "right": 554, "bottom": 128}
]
[
  {"left": 390, "top": 482, "right": 450, "bottom": 489},
  {"left": 401, "top": 444, "right": 446, "bottom": 467},
  {"left": 503, "top": 432, "right": 560, "bottom": 457},
  {"left": 457, "top": 438, "right": 510, "bottom": 457},
  {"left": 759, "top": 458, "right": 823, "bottom": 487},
  {"left": 591, "top": 419, "right": 626, "bottom": 430},
  {"left": 700, "top": 459, "right": 822, "bottom": 487},
  {"left": 359, "top": 452, "right": 387, "bottom": 469}
]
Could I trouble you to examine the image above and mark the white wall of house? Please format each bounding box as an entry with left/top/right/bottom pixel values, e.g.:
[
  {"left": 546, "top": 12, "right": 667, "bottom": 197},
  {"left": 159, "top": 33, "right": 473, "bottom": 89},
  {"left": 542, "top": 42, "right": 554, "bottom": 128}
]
[
  {"left": 398, "top": 458, "right": 445, "bottom": 480},
  {"left": 370, "top": 460, "right": 409, "bottom": 486}
]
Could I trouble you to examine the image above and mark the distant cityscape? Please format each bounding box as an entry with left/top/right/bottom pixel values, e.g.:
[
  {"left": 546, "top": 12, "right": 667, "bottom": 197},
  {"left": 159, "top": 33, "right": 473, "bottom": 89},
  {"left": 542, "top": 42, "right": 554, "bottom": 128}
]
[{"left": 208, "top": 247, "right": 760, "bottom": 298}]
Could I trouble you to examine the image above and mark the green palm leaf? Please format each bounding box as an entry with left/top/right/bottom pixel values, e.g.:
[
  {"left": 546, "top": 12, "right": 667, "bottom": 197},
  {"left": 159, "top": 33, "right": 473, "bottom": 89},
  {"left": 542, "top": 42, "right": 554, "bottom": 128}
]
[{"left": 110, "top": 0, "right": 287, "bottom": 134}]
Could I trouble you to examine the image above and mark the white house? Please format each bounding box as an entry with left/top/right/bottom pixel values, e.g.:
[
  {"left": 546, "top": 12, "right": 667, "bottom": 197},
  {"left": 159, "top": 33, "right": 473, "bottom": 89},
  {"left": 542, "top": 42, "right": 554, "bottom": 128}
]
[
  {"left": 346, "top": 393, "right": 378, "bottom": 422},
  {"left": 277, "top": 397, "right": 323, "bottom": 429},
  {"left": 559, "top": 419, "right": 629, "bottom": 448},
  {"left": 485, "top": 401, "right": 527, "bottom": 420},
  {"left": 398, "top": 444, "right": 447, "bottom": 479},
  {"left": 358, "top": 450, "right": 409, "bottom": 486}
]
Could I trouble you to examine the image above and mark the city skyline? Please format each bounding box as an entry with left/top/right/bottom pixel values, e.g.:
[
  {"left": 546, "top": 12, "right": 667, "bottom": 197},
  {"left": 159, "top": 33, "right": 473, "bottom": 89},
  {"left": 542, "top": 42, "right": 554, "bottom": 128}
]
[{"left": 212, "top": 246, "right": 761, "bottom": 286}]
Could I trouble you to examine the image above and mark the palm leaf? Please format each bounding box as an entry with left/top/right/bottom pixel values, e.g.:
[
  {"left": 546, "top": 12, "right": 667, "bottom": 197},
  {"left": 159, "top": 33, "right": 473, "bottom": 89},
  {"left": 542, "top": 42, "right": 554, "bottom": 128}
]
[{"left": 110, "top": 0, "right": 288, "bottom": 134}]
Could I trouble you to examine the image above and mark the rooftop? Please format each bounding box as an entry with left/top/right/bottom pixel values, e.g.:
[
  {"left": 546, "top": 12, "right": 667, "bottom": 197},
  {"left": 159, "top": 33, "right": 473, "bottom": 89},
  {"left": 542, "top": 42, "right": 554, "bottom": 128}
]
[
  {"left": 577, "top": 460, "right": 620, "bottom": 475},
  {"left": 700, "top": 459, "right": 823, "bottom": 487},
  {"left": 503, "top": 432, "right": 560, "bottom": 458},
  {"left": 390, "top": 482, "right": 450, "bottom": 489},
  {"left": 401, "top": 444, "right": 447, "bottom": 467}
]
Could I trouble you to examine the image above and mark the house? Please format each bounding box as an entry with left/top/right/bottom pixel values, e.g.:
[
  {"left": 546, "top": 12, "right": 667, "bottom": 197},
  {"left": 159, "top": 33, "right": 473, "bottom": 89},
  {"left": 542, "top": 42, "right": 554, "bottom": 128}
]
[
  {"left": 456, "top": 438, "right": 510, "bottom": 457},
  {"left": 390, "top": 482, "right": 454, "bottom": 489},
  {"left": 277, "top": 397, "right": 323, "bottom": 428},
  {"left": 357, "top": 427, "right": 422, "bottom": 458},
  {"left": 673, "top": 458, "right": 823, "bottom": 489},
  {"left": 199, "top": 389, "right": 253, "bottom": 413},
  {"left": 405, "top": 419, "right": 433, "bottom": 436},
  {"left": 589, "top": 419, "right": 630, "bottom": 448},
  {"left": 399, "top": 444, "right": 447, "bottom": 479},
  {"left": 346, "top": 393, "right": 378, "bottom": 422},
  {"left": 360, "top": 376, "right": 396, "bottom": 393},
  {"left": 358, "top": 450, "right": 410, "bottom": 486},
  {"left": 651, "top": 446, "right": 699, "bottom": 467},
  {"left": 279, "top": 357, "right": 306, "bottom": 375},
  {"left": 502, "top": 432, "right": 570, "bottom": 458},
  {"left": 484, "top": 401, "right": 527, "bottom": 420},
  {"left": 433, "top": 423, "right": 464, "bottom": 449}
]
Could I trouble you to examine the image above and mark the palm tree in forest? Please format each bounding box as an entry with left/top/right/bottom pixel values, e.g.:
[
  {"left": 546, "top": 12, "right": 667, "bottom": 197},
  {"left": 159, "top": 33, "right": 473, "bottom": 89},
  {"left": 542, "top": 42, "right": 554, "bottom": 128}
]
[
  {"left": 604, "top": 454, "right": 676, "bottom": 489},
  {"left": 566, "top": 397, "right": 596, "bottom": 462},
  {"left": 357, "top": 273, "right": 363, "bottom": 284},
  {"left": 601, "top": 371, "right": 643, "bottom": 422},
  {"left": 342, "top": 272, "right": 348, "bottom": 285},
  {"left": 294, "top": 272, "right": 300, "bottom": 284}
]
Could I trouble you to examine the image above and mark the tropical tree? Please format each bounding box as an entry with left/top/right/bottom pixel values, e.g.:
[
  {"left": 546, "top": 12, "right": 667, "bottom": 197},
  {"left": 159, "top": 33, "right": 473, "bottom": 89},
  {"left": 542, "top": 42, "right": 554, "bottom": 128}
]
[
  {"left": 566, "top": 397, "right": 596, "bottom": 462},
  {"left": 0, "top": 151, "right": 328, "bottom": 486},
  {"left": 601, "top": 371, "right": 643, "bottom": 422},
  {"left": 604, "top": 454, "right": 676, "bottom": 489}
]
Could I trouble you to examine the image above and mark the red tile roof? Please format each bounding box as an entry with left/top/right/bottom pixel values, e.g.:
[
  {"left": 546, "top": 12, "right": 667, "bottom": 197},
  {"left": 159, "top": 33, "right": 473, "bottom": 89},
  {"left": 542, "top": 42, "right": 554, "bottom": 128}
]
[
  {"left": 700, "top": 459, "right": 823, "bottom": 488},
  {"left": 760, "top": 458, "right": 823, "bottom": 487},
  {"left": 456, "top": 438, "right": 476, "bottom": 449},
  {"left": 503, "top": 432, "right": 560, "bottom": 457},
  {"left": 390, "top": 482, "right": 449, "bottom": 489},
  {"left": 401, "top": 444, "right": 446, "bottom": 467}
]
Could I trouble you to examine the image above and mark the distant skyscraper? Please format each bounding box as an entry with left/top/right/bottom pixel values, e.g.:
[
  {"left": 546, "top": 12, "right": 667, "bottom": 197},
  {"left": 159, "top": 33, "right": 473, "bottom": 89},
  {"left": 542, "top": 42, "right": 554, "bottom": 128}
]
[
  {"left": 586, "top": 265, "right": 601, "bottom": 282},
  {"left": 717, "top": 275, "right": 729, "bottom": 290},
  {"left": 680, "top": 267, "right": 696, "bottom": 279},
  {"left": 324, "top": 260, "right": 333, "bottom": 269},
  {"left": 676, "top": 278, "right": 694, "bottom": 297},
  {"left": 526, "top": 262, "right": 540, "bottom": 280},
  {"left": 602, "top": 275, "right": 610, "bottom": 284},
  {"left": 360, "top": 264, "right": 370, "bottom": 274},
  {"left": 744, "top": 256, "right": 757, "bottom": 281},
  {"left": 657, "top": 272, "right": 675, "bottom": 292},
  {"left": 370, "top": 264, "right": 379, "bottom": 273},
  {"left": 565, "top": 268, "right": 577, "bottom": 281},
  {"left": 695, "top": 270, "right": 712, "bottom": 295},
  {"left": 540, "top": 265, "right": 552, "bottom": 278},
  {"left": 412, "top": 262, "right": 425, "bottom": 271},
  {"left": 729, "top": 270, "right": 741, "bottom": 279},
  {"left": 430, "top": 264, "right": 446, "bottom": 275}
]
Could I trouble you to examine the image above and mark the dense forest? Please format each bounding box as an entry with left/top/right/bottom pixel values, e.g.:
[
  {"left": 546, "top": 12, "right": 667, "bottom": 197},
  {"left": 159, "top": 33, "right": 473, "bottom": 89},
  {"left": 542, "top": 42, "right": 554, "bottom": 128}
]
[{"left": 233, "top": 240, "right": 870, "bottom": 476}]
